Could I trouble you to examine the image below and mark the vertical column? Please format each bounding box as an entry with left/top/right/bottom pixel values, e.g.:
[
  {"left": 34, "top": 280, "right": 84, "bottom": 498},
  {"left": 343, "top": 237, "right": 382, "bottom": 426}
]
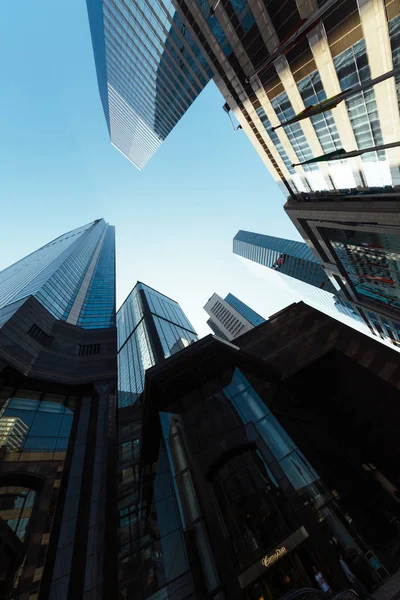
[
  {"left": 49, "top": 397, "right": 91, "bottom": 600},
  {"left": 296, "top": 0, "right": 366, "bottom": 187},
  {"left": 83, "top": 382, "right": 117, "bottom": 600}
]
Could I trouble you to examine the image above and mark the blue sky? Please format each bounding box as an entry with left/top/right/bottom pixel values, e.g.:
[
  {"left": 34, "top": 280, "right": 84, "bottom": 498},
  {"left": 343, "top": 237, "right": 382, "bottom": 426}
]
[{"left": 0, "top": 0, "right": 303, "bottom": 337}]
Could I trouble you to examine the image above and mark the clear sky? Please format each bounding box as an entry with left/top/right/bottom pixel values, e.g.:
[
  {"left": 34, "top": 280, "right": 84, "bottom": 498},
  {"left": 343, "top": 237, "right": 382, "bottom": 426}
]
[{"left": 0, "top": 0, "right": 306, "bottom": 337}]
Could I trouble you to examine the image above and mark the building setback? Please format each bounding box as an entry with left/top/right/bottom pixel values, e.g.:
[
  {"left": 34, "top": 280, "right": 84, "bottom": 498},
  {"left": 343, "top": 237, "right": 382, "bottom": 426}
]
[{"left": 0, "top": 219, "right": 118, "bottom": 599}]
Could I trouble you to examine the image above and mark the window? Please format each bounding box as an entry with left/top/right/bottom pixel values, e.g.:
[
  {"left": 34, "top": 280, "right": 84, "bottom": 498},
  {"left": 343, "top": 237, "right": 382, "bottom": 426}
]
[
  {"left": 28, "top": 324, "right": 52, "bottom": 346},
  {"left": 334, "top": 39, "right": 385, "bottom": 164},
  {"left": 1, "top": 392, "right": 74, "bottom": 454},
  {"left": 77, "top": 344, "right": 100, "bottom": 356}
]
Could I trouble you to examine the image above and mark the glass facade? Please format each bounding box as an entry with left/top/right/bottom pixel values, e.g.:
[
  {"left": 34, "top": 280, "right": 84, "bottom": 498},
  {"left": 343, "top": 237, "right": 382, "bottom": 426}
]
[
  {"left": 0, "top": 486, "right": 37, "bottom": 542},
  {"left": 333, "top": 39, "right": 386, "bottom": 166},
  {"left": 0, "top": 389, "right": 75, "bottom": 456},
  {"left": 270, "top": 91, "right": 317, "bottom": 173},
  {"left": 224, "top": 369, "right": 320, "bottom": 492},
  {"left": 116, "top": 283, "right": 197, "bottom": 599},
  {"left": 117, "top": 282, "right": 197, "bottom": 408},
  {"left": 86, "top": 0, "right": 213, "bottom": 169},
  {"left": 233, "top": 230, "right": 336, "bottom": 292},
  {"left": 389, "top": 15, "right": 400, "bottom": 110},
  {"left": 0, "top": 219, "right": 116, "bottom": 330},
  {"left": 325, "top": 227, "right": 400, "bottom": 312},
  {"left": 297, "top": 70, "right": 342, "bottom": 155},
  {"left": 224, "top": 293, "right": 265, "bottom": 326},
  {"left": 139, "top": 360, "right": 371, "bottom": 598},
  {"left": 256, "top": 106, "right": 296, "bottom": 175},
  {"left": 232, "top": 230, "right": 378, "bottom": 337}
]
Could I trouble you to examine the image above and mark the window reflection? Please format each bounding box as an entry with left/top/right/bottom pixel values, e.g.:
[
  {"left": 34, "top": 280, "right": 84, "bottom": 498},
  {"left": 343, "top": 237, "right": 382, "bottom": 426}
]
[
  {"left": 0, "top": 486, "right": 37, "bottom": 542},
  {"left": 224, "top": 369, "right": 320, "bottom": 496},
  {"left": 0, "top": 392, "right": 74, "bottom": 454}
]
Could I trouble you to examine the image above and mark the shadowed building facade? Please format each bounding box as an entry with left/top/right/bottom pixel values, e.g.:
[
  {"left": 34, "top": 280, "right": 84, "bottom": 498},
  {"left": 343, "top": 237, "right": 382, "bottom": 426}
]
[
  {"left": 0, "top": 219, "right": 118, "bottom": 600},
  {"left": 136, "top": 301, "right": 400, "bottom": 599},
  {"left": 116, "top": 282, "right": 197, "bottom": 598}
]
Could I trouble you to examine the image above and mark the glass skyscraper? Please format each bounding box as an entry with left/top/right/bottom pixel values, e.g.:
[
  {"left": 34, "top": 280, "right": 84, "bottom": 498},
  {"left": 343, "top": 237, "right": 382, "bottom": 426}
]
[
  {"left": 116, "top": 282, "right": 197, "bottom": 598},
  {"left": 86, "top": 0, "right": 213, "bottom": 169},
  {"left": 233, "top": 228, "right": 375, "bottom": 336},
  {"left": 225, "top": 293, "right": 265, "bottom": 327},
  {"left": 117, "top": 281, "right": 197, "bottom": 407},
  {"left": 0, "top": 218, "right": 116, "bottom": 330},
  {"left": 0, "top": 219, "right": 118, "bottom": 600},
  {"left": 233, "top": 230, "right": 336, "bottom": 293}
]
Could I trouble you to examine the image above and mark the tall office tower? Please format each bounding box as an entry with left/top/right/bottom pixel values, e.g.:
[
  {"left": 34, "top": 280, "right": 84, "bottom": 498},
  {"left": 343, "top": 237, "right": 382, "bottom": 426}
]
[
  {"left": 233, "top": 228, "right": 371, "bottom": 331},
  {"left": 117, "top": 282, "right": 198, "bottom": 407},
  {"left": 286, "top": 193, "right": 400, "bottom": 349},
  {"left": 116, "top": 282, "right": 197, "bottom": 598},
  {"left": 204, "top": 292, "right": 264, "bottom": 341},
  {"left": 0, "top": 220, "right": 118, "bottom": 600},
  {"left": 234, "top": 230, "right": 336, "bottom": 293},
  {"left": 86, "top": 0, "right": 213, "bottom": 169},
  {"left": 87, "top": 0, "right": 400, "bottom": 192}
]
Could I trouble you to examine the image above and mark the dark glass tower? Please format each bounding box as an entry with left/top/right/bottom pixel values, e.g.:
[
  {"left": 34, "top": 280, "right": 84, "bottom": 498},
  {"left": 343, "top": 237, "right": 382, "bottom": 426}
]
[
  {"left": 117, "top": 282, "right": 198, "bottom": 408},
  {"left": 116, "top": 282, "right": 197, "bottom": 598},
  {"left": 0, "top": 219, "right": 117, "bottom": 600}
]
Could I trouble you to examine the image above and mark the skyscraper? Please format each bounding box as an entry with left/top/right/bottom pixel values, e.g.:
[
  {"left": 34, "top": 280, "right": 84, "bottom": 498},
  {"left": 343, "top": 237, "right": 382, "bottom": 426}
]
[
  {"left": 117, "top": 281, "right": 198, "bottom": 407},
  {"left": 87, "top": 0, "right": 400, "bottom": 193},
  {"left": 116, "top": 281, "right": 197, "bottom": 598},
  {"left": 204, "top": 292, "right": 264, "bottom": 341},
  {"left": 233, "top": 230, "right": 336, "bottom": 293},
  {"left": 232, "top": 228, "right": 374, "bottom": 335},
  {"left": 86, "top": 0, "right": 213, "bottom": 169},
  {"left": 0, "top": 218, "right": 115, "bottom": 330},
  {"left": 0, "top": 219, "right": 118, "bottom": 600}
]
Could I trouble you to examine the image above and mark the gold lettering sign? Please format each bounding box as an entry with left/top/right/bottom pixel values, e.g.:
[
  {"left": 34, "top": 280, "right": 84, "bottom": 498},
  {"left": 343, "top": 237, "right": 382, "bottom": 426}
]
[{"left": 261, "top": 547, "right": 287, "bottom": 568}]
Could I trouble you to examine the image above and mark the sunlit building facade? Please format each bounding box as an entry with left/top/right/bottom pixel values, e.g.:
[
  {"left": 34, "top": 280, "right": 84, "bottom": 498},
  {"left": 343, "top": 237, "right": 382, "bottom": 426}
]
[
  {"left": 86, "top": 0, "right": 213, "bottom": 169},
  {"left": 204, "top": 292, "right": 264, "bottom": 340},
  {"left": 0, "top": 220, "right": 118, "bottom": 600},
  {"left": 87, "top": 0, "right": 400, "bottom": 190},
  {"left": 185, "top": 0, "right": 400, "bottom": 195}
]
